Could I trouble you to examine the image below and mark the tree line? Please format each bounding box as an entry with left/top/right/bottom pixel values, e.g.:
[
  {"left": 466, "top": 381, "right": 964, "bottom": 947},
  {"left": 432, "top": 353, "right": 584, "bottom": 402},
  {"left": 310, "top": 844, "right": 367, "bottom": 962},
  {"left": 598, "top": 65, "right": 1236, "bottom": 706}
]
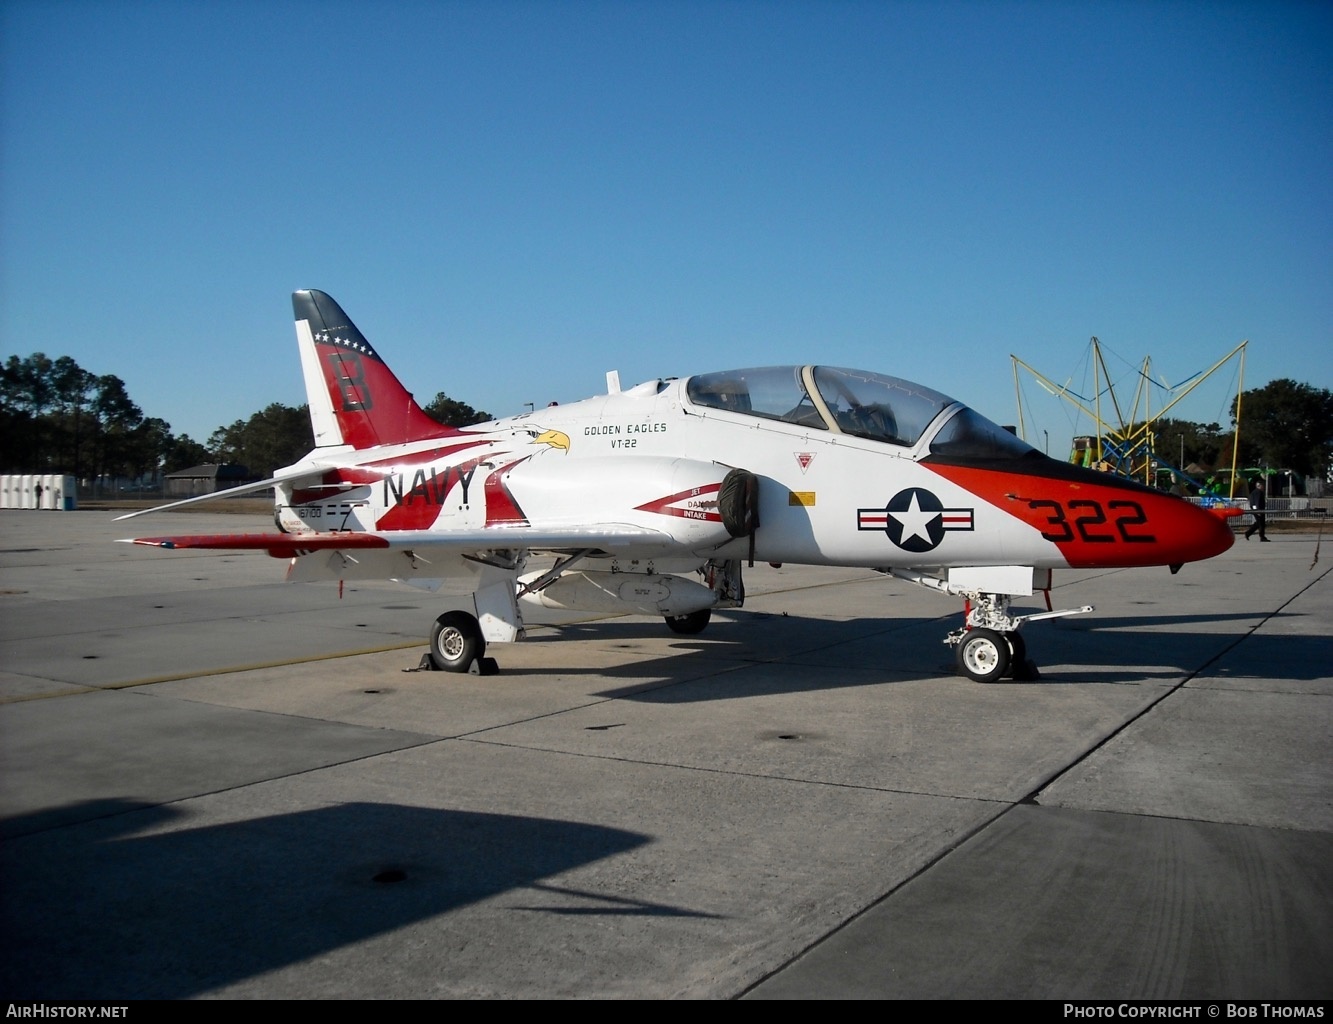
[
  {"left": 1135, "top": 379, "right": 1332, "bottom": 482},
  {"left": 1, "top": 354, "right": 173, "bottom": 482},
  {"left": 1, "top": 352, "right": 492, "bottom": 481},
  {"left": 4, "top": 350, "right": 1327, "bottom": 485}
]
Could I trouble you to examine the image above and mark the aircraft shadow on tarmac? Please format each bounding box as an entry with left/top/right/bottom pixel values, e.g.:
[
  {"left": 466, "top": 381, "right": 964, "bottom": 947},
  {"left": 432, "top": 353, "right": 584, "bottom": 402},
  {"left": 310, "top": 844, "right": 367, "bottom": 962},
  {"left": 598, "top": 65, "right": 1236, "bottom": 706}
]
[
  {"left": 511, "top": 613, "right": 944, "bottom": 693},
  {"left": 1043, "top": 611, "right": 1330, "bottom": 681},
  {"left": 520, "top": 609, "right": 940, "bottom": 647},
  {"left": 503, "top": 606, "right": 1330, "bottom": 699},
  {"left": 0, "top": 798, "right": 717, "bottom": 999}
]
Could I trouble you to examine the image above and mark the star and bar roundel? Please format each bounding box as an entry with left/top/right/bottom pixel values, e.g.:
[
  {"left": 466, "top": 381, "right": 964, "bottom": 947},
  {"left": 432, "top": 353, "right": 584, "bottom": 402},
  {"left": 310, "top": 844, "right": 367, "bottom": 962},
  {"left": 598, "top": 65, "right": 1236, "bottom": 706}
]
[{"left": 857, "top": 487, "right": 974, "bottom": 553}]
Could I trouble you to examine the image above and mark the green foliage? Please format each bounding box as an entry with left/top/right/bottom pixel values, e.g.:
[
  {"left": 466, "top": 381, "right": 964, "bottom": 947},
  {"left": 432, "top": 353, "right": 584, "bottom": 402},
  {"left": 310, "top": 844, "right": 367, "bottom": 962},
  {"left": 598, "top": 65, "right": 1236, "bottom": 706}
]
[
  {"left": 1110, "top": 380, "right": 1331, "bottom": 486},
  {"left": 161, "top": 434, "right": 211, "bottom": 474},
  {"left": 7, "top": 349, "right": 1326, "bottom": 491},
  {"left": 3, "top": 351, "right": 493, "bottom": 483},
  {"left": 1149, "top": 417, "right": 1227, "bottom": 470},
  {"left": 1231, "top": 379, "right": 1333, "bottom": 478},
  {"left": 423, "top": 392, "right": 492, "bottom": 427},
  {"left": 207, "top": 403, "right": 313, "bottom": 478},
  {"left": 3, "top": 352, "right": 318, "bottom": 480},
  {"left": 0, "top": 353, "right": 157, "bottom": 478}
]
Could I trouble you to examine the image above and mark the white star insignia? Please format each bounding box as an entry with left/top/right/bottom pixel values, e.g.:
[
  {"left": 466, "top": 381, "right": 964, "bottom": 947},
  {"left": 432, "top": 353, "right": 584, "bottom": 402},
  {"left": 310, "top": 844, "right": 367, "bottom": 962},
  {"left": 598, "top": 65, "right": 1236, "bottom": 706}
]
[{"left": 890, "top": 492, "right": 938, "bottom": 544}]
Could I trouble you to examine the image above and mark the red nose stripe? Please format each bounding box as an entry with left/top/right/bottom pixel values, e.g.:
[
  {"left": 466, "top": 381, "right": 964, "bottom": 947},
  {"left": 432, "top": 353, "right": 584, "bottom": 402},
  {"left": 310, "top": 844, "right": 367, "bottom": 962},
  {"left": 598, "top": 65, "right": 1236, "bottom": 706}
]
[{"left": 924, "top": 463, "right": 1235, "bottom": 568}]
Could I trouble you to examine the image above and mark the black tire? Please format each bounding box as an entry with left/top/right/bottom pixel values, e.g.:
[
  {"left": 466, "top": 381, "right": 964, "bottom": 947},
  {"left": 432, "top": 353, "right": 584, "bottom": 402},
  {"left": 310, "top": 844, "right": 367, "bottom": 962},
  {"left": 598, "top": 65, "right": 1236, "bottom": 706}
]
[
  {"left": 429, "top": 611, "right": 484, "bottom": 672},
  {"left": 1006, "top": 631, "right": 1026, "bottom": 668},
  {"left": 955, "top": 627, "right": 1011, "bottom": 683},
  {"left": 1005, "top": 631, "right": 1039, "bottom": 680},
  {"left": 664, "top": 609, "right": 711, "bottom": 635}
]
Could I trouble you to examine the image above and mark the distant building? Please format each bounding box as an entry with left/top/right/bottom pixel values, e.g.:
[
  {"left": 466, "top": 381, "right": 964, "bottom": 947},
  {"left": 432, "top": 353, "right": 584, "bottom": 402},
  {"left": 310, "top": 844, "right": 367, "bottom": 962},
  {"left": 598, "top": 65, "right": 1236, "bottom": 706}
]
[{"left": 164, "top": 464, "right": 255, "bottom": 497}]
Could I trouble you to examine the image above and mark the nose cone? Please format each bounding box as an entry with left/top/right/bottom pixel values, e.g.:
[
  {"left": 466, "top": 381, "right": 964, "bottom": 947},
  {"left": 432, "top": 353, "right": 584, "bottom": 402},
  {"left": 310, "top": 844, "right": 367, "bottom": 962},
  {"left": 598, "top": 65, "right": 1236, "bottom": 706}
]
[
  {"left": 1056, "top": 484, "right": 1237, "bottom": 568},
  {"left": 1166, "top": 499, "right": 1237, "bottom": 563},
  {"left": 1088, "top": 482, "right": 1236, "bottom": 567},
  {"left": 920, "top": 455, "right": 1238, "bottom": 569}
]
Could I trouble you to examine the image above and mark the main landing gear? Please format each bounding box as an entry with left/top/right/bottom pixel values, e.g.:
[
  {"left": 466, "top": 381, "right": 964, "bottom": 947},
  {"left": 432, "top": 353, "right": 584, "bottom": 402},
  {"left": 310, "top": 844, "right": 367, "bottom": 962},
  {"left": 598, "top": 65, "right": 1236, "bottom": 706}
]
[
  {"left": 426, "top": 611, "right": 500, "bottom": 675},
  {"left": 419, "top": 556, "right": 743, "bottom": 675}
]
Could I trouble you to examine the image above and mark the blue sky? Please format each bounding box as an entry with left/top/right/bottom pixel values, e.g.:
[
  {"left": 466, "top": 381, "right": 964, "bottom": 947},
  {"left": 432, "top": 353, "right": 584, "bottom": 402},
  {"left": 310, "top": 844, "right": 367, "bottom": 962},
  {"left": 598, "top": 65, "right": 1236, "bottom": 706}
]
[{"left": 3, "top": 0, "right": 1329, "bottom": 458}]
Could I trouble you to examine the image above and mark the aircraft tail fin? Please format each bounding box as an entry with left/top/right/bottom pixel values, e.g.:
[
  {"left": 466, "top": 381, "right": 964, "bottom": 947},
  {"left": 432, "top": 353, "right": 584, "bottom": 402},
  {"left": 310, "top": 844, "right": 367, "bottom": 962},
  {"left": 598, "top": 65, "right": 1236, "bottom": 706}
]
[{"left": 293, "top": 289, "right": 456, "bottom": 450}]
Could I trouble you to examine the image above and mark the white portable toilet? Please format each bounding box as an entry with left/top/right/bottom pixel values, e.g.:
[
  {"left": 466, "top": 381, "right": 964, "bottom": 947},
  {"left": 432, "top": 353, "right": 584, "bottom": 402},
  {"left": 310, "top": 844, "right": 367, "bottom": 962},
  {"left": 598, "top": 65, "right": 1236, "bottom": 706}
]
[
  {"left": 19, "top": 475, "right": 34, "bottom": 509},
  {"left": 0, "top": 475, "right": 11, "bottom": 509}
]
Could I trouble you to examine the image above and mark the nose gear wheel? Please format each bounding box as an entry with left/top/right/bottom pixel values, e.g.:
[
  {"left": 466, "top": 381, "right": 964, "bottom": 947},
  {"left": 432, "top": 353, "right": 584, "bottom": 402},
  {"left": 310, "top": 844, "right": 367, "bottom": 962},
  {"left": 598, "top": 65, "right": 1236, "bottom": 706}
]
[{"left": 955, "top": 627, "right": 1010, "bottom": 683}]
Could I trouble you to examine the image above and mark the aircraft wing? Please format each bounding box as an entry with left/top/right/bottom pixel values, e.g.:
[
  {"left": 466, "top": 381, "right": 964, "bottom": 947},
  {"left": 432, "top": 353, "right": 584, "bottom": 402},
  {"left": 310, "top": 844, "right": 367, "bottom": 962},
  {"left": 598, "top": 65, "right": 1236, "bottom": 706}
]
[{"left": 123, "top": 524, "right": 679, "bottom": 559}]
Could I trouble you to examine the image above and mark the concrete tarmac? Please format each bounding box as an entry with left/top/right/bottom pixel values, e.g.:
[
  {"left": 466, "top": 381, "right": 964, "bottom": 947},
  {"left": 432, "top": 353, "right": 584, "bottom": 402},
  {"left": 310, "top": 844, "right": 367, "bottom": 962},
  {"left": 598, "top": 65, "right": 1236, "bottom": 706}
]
[{"left": 0, "top": 511, "right": 1328, "bottom": 999}]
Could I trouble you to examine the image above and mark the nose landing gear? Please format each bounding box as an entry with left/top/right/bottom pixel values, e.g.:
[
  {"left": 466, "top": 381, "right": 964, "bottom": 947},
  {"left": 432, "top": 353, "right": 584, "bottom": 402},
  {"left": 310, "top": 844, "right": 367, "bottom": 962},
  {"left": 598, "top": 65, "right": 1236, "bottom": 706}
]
[
  {"left": 945, "top": 590, "right": 1092, "bottom": 682},
  {"left": 884, "top": 568, "right": 1092, "bottom": 683}
]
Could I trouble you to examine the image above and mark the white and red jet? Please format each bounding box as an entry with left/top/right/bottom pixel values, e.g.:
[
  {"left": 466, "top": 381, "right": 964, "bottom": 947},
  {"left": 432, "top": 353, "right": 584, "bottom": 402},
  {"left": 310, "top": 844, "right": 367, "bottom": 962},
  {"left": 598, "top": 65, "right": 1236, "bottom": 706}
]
[{"left": 122, "top": 290, "right": 1237, "bottom": 681}]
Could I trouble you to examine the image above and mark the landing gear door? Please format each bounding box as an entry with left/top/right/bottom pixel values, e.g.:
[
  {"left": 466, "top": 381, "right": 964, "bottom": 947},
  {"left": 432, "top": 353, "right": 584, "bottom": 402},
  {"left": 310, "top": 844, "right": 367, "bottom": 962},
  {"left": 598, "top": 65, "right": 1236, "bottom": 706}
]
[{"left": 947, "top": 565, "right": 1041, "bottom": 596}]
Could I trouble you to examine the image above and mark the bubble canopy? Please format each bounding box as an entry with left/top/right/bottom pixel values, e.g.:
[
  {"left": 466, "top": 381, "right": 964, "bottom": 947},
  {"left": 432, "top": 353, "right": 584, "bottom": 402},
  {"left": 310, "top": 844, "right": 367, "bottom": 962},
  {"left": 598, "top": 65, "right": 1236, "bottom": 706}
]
[{"left": 684, "top": 365, "right": 1037, "bottom": 460}]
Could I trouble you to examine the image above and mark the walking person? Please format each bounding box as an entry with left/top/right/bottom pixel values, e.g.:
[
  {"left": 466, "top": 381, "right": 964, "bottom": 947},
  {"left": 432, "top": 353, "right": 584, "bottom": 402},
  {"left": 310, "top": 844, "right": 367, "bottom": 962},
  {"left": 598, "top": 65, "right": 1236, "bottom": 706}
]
[{"left": 1245, "top": 479, "right": 1269, "bottom": 541}]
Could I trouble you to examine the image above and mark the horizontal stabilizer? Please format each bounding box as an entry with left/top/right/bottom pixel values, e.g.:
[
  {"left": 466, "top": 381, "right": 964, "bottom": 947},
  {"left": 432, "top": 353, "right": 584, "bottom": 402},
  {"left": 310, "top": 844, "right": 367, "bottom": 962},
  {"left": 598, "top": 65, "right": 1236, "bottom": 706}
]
[{"left": 112, "top": 468, "right": 329, "bottom": 521}]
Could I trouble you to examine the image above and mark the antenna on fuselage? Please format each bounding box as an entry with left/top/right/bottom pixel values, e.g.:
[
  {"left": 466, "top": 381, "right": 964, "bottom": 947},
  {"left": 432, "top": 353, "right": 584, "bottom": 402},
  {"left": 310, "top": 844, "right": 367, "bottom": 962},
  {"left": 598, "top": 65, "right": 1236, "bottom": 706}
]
[{"left": 606, "top": 370, "right": 622, "bottom": 394}]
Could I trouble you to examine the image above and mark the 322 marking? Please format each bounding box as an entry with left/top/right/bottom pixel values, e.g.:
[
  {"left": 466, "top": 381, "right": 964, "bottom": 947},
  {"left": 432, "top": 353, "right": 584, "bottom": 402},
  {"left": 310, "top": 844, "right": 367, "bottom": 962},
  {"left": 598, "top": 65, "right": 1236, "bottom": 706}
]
[{"left": 1027, "top": 499, "right": 1155, "bottom": 543}]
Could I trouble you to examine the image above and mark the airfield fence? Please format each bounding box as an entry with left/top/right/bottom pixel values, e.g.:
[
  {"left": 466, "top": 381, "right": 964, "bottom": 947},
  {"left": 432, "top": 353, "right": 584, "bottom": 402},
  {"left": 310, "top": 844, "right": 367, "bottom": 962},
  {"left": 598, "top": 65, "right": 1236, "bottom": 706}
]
[{"left": 1193, "top": 496, "right": 1332, "bottom": 529}]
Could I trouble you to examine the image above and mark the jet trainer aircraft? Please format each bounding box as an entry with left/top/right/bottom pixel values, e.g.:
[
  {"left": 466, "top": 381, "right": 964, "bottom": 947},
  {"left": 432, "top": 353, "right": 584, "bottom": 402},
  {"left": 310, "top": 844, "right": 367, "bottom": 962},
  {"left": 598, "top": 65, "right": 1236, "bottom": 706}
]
[{"left": 122, "top": 290, "right": 1237, "bottom": 681}]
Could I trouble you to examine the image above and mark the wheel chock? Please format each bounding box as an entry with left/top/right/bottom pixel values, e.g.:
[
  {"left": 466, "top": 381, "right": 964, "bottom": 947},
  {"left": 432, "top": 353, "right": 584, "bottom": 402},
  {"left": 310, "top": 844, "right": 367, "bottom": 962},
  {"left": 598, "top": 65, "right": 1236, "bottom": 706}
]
[{"left": 405, "top": 653, "right": 500, "bottom": 675}]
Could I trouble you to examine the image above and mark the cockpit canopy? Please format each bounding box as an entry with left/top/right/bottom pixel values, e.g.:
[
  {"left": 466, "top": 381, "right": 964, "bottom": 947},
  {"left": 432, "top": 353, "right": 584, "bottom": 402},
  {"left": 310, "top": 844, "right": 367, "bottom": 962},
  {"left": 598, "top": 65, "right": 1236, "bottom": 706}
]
[{"left": 685, "top": 365, "right": 1037, "bottom": 460}]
